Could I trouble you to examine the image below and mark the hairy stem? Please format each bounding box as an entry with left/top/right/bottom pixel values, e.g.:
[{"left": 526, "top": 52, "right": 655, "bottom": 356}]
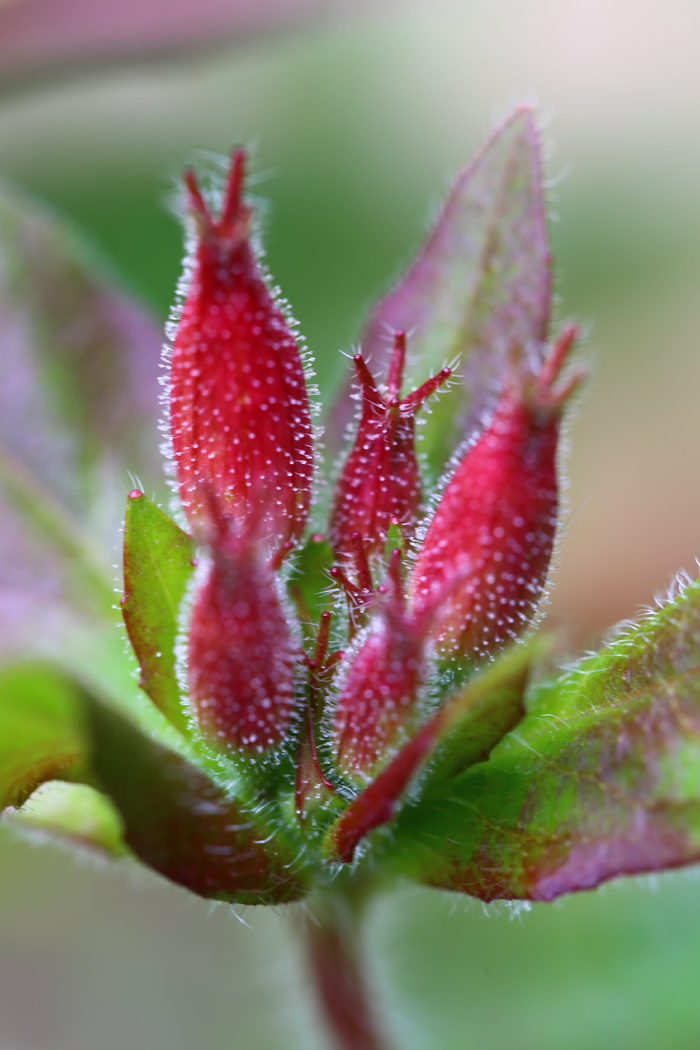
[{"left": 301, "top": 888, "right": 391, "bottom": 1050}]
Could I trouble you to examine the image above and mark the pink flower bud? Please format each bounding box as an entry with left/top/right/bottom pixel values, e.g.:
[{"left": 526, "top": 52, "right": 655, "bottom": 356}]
[
  {"left": 187, "top": 528, "right": 297, "bottom": 754},
  {"left": 169, "top": 149, "right": 313, "bottom": 554},
  {"left": 332, "top": 553, "right": 427, "bottom": 776},
  {"left": 410, "top": 327, "right": 581, "bottom": 662},
  {"left": 329, "top": 331, "right": 450, "bottom": 562}
]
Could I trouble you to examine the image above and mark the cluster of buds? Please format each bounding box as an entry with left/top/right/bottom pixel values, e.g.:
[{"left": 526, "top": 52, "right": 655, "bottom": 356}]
[
  {"left": 146, "top": 143, "right": 580, "bottom": 860},
  {"left": 112, "top": 111, "right": 589, "bottom": 908}
]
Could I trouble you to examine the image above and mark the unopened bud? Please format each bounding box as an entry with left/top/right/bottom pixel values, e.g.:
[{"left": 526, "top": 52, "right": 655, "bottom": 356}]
[
  {"left": 410, "top": 327, "right": 581, "bottom": 662},
  {"left": 169, "top": 149, "right": 313, "bottom": 555},
  {"left": 332, "top": 552, "right": 426, "bottom": 775},
  {"left": 329, "top": 331, "right": 450, "bottom": 562},
  {"left": 187, "top": 529, "right": 296, "bottom": 754}
]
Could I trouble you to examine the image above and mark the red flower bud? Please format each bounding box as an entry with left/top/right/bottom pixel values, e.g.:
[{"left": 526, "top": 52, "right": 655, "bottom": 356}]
[
  {"left": 187, "top": 527, "right": 297, "bottom": 754},
  {"left": 410, "top": 327, "right": 581, "bottom": 662},
  {"left": 332, "top": 552, "right": 427, "bottom": 776},
  {"left": 329, "top": 331, "right": 450, "bottom": 562},
  {"left": 169, "top": 149, "right": 313, "bottom": 554}
]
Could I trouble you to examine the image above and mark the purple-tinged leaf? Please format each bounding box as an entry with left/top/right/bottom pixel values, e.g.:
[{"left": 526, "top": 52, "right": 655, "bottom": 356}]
[
  {"left": 327, "top": 106, "right": 552, "bottom": 472},
  {"left": 1, "top": 661, "right": 310, "bottom": 900},
  {"left": 122, "top": 491, "right": 195, "bottom": 735},
  {"left": 0, "top": 0, "right": 341, "bottom": 86},
  {"left": 325, "top": 645, "right": 531, "bottom": 863},
  {"left": 386, "top": 575, "right": 700, "bottom": 901},
  {"left": 0, "top": 185, "right": 162, "bottom": 657},
  {"left": 84, "top": 695, "right": 310, "bottom": 904},
  {"left": 0, "top": 186, "right": 161, "bottom": 494}
]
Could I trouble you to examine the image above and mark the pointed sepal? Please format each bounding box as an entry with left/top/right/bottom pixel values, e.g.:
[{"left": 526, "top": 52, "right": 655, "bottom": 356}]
[
  {"left": 121, "top": 490, "right": 195, "bottom": 734},
  {"left": 329, "top": 332, "right": 450, "bottom": 562}
]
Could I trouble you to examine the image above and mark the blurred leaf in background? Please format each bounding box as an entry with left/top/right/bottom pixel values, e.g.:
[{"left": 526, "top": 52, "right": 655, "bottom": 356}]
[
  {"left": 0, "top": 185, "right": 163, "bottom": 705},
  {"left": 0, "top": 0, "right": 371, "bottom": 86}
]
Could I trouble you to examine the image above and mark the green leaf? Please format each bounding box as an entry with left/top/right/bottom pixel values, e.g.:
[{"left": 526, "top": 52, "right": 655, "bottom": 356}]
[
  {"left": 1, "top": 660, "right": 311, "bottom": 902},
  {"left": 324, "top": 645, "right": 531, "bottom": 863},
  {"left": 386, "top": 576, "right": 700, "bottom": 901},
  {"left": 0, "top": 662, "right": 85, "bottom": 809},
  {"left": 420, "top": 643, "right": 534, "bottom": 792},
  {"left": 5, "top": 781, "right": 127, "bottom": 859},
  {"left": 326, "top": 106, "right": 552, "bottom": 473},
  {"left": 83, "top": 696, "right": 311, "bottom": 904},
  {"left": 122, "top": 492, "right": 195, "bottom": 734}
]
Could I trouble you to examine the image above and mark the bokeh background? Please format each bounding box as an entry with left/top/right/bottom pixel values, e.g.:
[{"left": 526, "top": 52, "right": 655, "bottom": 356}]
[{"left": 2, "top": 1, "right": 700, "bottom": 1047}]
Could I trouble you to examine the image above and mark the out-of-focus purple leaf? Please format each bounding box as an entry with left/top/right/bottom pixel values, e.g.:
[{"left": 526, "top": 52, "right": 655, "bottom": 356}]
[
  {"left": 0, "top": 0, "right": 357, "bottom": 86},
  {"left": 385, "top": 575, "right": 700, "bottom": 902},
  {"left": 0, "top": 185, "right": 162, "bottom": 657},
  {"left": 84, "top": 695, "right": 311, "bottom": 904},
  {"left": 327, "top": 106, "right": 552, "bottom": 473}
]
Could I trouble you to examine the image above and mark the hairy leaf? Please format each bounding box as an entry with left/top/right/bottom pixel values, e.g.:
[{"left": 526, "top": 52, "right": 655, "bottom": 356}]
[
  {"left": 122, "top": 491, "right": 195, "bottom": 734},
  {"left": 327, "top": 106, "right": 551, "bottom": 472},
  {"left": 385, "top": 577, "right": 700, "bottom": 901},
  {"left": 84, "top": 696, "right": 311, "bottom": 904},
  {"left": 0, "top": 185, "right": 162, "bottom": 658}
]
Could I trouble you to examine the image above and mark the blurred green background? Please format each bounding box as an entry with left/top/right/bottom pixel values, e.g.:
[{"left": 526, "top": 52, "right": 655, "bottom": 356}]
[{"left": 2, "top": 1, "right": 700, "bottom": 1047}]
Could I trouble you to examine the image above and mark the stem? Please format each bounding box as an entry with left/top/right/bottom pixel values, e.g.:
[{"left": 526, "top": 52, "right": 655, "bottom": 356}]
[{"left": 301, "top": 889, "right": 392, "bottom": 1050}]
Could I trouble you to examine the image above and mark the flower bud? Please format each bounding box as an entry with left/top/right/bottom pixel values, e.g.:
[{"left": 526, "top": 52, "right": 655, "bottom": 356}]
[
  {"left": 169, "top": 149, "right": 313, "bottom": 555},
  {"left": 329, "top": 331, "right": 450, "bottom": 562},
  {"left": 332, "top": 553, "right": 426, "bottom": 776},
  {"left": 187, "top": 528, "right": 296, "bottom": 754},
  {"left": 410, "top": 327, "right": 581, "bottom": 662}
]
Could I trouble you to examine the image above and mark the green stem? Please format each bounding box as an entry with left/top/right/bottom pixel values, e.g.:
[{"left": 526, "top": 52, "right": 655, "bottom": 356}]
[{"left": 301, "top": 888, "right": 392, "bottom": 1050}]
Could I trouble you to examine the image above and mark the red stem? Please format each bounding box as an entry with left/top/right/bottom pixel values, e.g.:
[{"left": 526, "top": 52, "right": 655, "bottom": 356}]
[{"left": 302, "top": 892, "right": 391, "bottom": 1050}]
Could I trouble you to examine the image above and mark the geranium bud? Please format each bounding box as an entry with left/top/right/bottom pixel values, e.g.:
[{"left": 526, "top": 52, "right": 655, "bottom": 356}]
[
  {"left": 187, "top": 527, "right": 296, "bottom": 754},
  {"left": 332, "top": 552, "right": 427, "bottom": 776},
  {"left": 329, "top": 331, "right": 450, "bottom": 562},
  {"left": 410, "top": 326, "right": 581, "bottom": 662},
  {"left": 169, "top": 148, "right": 313, "bottom": 555}
]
